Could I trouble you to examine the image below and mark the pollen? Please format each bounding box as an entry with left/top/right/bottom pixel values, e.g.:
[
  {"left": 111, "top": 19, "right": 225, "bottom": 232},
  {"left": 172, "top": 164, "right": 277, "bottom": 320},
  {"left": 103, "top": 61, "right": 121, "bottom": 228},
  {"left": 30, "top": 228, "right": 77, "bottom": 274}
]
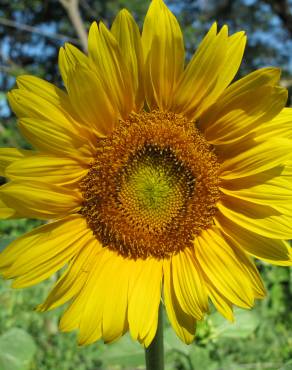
[{"left": 80, "top": 111, "right": 220, "bottom": 259}]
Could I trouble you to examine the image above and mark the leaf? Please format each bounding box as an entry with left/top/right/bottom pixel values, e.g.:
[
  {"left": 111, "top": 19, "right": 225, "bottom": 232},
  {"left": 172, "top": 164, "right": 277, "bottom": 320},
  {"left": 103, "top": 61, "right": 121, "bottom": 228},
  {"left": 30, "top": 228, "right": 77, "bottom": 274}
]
[
  {"left": 269, "top": 268, "right": 290, "bottom": 283},
  {"left": 164, "top": 327, "right": 217, "bottom": 370},
  {"left": 210, "top": 308, "right": 260, "bottom": 339},
  {"left": 280, "top": 361, "right": 292, "bottom": 370},
  {"left": 0, "top": 328, "right": 36, "bottom": 370},
  {"left": 101, "top": 334, "right": 144, "bottom": 367},
  {"left": 189, "top": 347, "right": 217, "bottom": 370}
]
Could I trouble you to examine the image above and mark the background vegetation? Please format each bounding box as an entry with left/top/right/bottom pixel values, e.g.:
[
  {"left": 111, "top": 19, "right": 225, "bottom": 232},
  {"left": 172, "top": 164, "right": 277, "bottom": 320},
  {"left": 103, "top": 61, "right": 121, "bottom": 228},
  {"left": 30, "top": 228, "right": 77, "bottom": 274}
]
[{"left": 0, "top": 0, "right": 292, "bottom": 369}]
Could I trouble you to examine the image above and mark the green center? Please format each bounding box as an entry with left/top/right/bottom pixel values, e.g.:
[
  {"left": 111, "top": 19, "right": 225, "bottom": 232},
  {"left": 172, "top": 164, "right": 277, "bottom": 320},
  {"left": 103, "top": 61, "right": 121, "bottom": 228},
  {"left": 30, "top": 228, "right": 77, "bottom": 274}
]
[
  {"left": 127, "top": 164, "right": 178, "bottom": 210},
  {"left": 117, "top": 145, "right": 195, "bottom": 231}
]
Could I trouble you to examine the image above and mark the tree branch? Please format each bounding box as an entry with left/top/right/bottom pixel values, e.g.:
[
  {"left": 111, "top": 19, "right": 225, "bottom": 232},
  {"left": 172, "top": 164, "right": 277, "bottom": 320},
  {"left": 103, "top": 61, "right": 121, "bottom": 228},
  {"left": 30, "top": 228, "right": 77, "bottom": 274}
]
[
  {"left": 0, "top": 17, "right": 79, "bottom": 44},
  {"left": 59, "top": 0, "right": 88, "bottom": 52}
]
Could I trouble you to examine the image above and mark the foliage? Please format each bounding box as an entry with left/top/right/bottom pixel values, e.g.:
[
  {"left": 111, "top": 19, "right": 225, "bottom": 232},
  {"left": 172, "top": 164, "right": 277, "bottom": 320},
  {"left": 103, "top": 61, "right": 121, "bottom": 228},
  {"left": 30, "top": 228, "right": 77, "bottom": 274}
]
[{"left": 0, "top": 328, "right": 36, "bottom": 370}]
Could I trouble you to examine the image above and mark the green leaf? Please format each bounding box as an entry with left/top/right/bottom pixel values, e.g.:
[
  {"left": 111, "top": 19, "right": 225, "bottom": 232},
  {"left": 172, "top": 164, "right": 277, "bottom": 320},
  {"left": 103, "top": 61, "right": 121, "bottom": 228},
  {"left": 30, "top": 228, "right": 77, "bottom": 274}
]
[
  {"left": 210, "top": 308, "right": 260, "bottom": 339},
  {"left": 101, "top": 334, "right": 144, "bottom": 367},
  {"left": 189, "top": 347, "right": 217, "bottom": 370},
  {"left": 269, "top": 268, "right": 289, "bottom": 283},
  {"left": 280, "top": 361, "right": 292, "bottom": 370},
  {"left": 164, "top": 327, "right": 217, "bottom": 370},
  {"left": 0, "top": 328, "right": 36, "bottom": 370}
]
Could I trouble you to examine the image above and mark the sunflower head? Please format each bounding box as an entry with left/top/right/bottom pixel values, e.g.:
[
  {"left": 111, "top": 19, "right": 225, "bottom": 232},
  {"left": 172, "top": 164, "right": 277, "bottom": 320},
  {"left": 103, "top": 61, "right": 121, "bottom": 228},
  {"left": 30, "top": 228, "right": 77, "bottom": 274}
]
[
  {"left": 0, "top": 0, "right": 291, "bottom": 349},
  {"left": 80, "top": 110, "right": 220, "bottom": 259}
]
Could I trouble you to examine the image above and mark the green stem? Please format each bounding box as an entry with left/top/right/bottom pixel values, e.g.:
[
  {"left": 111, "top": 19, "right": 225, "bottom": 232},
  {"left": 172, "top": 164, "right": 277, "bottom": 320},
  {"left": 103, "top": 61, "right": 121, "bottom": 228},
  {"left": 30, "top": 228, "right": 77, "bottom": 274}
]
[{"left": 145, "top": 303, "right": 164, "bottom": 370}]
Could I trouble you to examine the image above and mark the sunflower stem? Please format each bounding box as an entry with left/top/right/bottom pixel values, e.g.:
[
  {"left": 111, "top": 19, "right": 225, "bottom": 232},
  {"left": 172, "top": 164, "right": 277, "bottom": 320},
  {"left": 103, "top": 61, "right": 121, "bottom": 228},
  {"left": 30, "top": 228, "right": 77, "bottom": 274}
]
[{"left": 145, "top": 303, "right": 164, "bottom": 370}]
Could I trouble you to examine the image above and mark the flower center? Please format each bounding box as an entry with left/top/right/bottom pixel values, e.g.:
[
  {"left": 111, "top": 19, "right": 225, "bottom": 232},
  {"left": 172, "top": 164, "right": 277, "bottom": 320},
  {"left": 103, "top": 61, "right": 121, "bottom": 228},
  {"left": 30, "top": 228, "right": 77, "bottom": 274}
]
[
  {"left": 117, "top": 144, "right": 195, "bottom": 232},
  {"left": 80, "top": 111, "right": 220, "bottom": 259}
]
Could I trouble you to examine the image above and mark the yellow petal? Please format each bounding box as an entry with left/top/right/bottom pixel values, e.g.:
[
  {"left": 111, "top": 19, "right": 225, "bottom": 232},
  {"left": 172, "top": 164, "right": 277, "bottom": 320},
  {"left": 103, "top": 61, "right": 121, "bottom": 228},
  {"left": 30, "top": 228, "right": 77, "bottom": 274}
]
[
  {"left": 67, "top": 65, "right": 117, "bottom": 137},
  {"left": 59, "top": 296, "right": 84, "bottom": 333},
  {"left": 111, "top": 9, "right": 144, "bottom": 112},
  {"left": 5, "top": 154, "right": 88, "bottom": 186},
  {"left": 220, "top": 66, "right": 280, "bottom": 100},
  {"left": 66, "top": 249, "right": 131, "bottom": 345},
  {"left": 88, "top": 22, "right": 134, "bottom": 119},
  {"left": 253, "top": 107, "right": 292, "bottom": 141},
  {"left": 201, "top": 86, "right": 287, "bottom": 145},
  {"left": 171, "top": 249, "right": 208, "bottom": 320},
  {"left": 281, "top": 161, "right": 292, "bottom": 177},
  {"left": 217, "top": 197, "right": 292, "bottom": 240},
  {"left": 101, "top": 255, "right": 133, "bottom": 344},
  {"left": 142, "top": 0, "right": 184, "bottom": 110},
  {"left": 0, "top": 215, "right": 89, "bottom": 287},
  {"left": 38, "top": 237, "right": 102, "bottom": 311},
  {"left": 195, "top": 30, "right": 247, "bottom": 118},
  {"left": 205, "top": 281, "right": 234, "bottom": 321},
  {"left": 197, "top": 67, "right": 281, "bottom": 144},
  {"left": 213, "top": 230, "right": 266, "bottom": 299},
  {"left": 163, "top": 258, "right": 196, "bottom": 344},
  {"left": 219, "top": 138, "right": 292, "bottom": 180},
  {"left": 16, "top": 75, "right": 74, "bottom": 115},
  {"left": 220, "top": 166, "right": 284, "bottom": 189},
  {"left": 18, "top": 118, "right": 94, "bottom": 158},
  {"left": 220, "top": 176, "right": 292, "bottom": 206},
  {"left": 15, "top": 73, "right": 96, "bottom": 150},
  {"left": 232, "top": 249, "right": 266, "bottom": 299},
  {"left": 194, "top": 227, "right": 255, "bottom": 308},
  {"left": 0, "top": 181, "right": 81, "bottom": 219},
  {"left": 172, "top": 24, "right": 228, "bottom": 117},
  {"left": 58, "top": 43, "right": 91, "bottom": 87},
  {"left": 7, "top": 88, "right": 83, "bottom": 138},
  {"left": 77, "top": 249, "right": 117, "bottom": 345},
  {"left": 128, "top": 258, "right": 162, "bottom": 346},
  {"left": 215, "top": 211, "right": 292, "bottom": 265},
  {"left": 0, "top": 198, "right": 20, "bottom": 219},
  {"left": 0, "top": 148, "right": 33, "bottom": 176}
]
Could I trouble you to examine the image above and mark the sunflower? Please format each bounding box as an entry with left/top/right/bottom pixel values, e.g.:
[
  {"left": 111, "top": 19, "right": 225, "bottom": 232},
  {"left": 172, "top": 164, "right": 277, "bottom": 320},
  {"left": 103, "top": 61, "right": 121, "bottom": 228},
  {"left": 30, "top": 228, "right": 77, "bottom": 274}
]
[{"left": 0, "top": 0, "right": 292, "bottom": 348}]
